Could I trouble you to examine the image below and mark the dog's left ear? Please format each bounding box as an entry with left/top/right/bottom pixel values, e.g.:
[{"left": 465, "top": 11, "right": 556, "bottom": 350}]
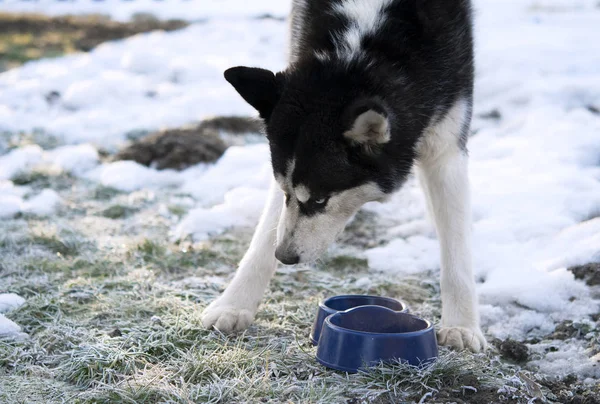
[
  {"left": 342, "top": 99, "right": 391, "bottom": 149},
  {"left": 224, "top": 66, "right": 281, "bottom": 120}
]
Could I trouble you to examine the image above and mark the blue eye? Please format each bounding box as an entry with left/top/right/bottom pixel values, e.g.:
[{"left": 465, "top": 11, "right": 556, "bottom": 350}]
[{"left": 315, "top": 198, "right": 326, "bottom": 204}]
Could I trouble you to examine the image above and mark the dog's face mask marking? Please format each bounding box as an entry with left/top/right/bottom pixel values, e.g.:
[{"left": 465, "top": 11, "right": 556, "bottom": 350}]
[
  {"left": 224, "top": 63, "right": 404, "bottom": 263},
  {"left": 276, "top": 177, "right": 384, "bottom": 263}
]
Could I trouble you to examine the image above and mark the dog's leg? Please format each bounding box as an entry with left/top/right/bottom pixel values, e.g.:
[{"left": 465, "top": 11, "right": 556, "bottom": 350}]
[
  {"left": 202, "top": 177, "right": 283, "bottom": 332},
  {"left": 415, "top": 99, "right": 486, "bottom": 352}
]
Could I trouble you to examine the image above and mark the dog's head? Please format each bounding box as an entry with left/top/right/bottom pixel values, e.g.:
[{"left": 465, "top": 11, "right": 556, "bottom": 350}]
[{"left": 224, "top": 61, "right": 412, "bottom": 264}]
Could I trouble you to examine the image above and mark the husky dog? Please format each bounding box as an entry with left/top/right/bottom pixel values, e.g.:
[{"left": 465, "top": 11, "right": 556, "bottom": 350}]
[{"left": 202, "top": 0, "right": 486, "bottom": 352}]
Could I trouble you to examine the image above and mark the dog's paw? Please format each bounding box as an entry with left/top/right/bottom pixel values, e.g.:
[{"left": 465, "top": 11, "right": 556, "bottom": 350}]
[
  {"left": 202, "top": 299, "right": 255, "bottom": 333},
  {"left": 437, "top": 326, "right": 487, "bottom": 352}
]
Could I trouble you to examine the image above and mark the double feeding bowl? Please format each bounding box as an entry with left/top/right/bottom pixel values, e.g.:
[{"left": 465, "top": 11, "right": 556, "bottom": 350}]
[{"left": 310, "top": 295, "right": 438, "bottom": 373}]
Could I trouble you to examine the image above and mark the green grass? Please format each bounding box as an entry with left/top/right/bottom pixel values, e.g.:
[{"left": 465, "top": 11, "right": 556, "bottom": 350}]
[
  {"left": 92, "top": 185, "right": 124, "bottom": 201},
  {"left": 30, "top": 233, "right": 83, "bottom": 257},
  {"left": 100, "top": 205, "right": 138, "bottom": 219}
]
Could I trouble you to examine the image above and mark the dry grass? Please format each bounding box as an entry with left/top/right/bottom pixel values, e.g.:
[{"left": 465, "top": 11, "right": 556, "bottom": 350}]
[{"left": 0, "top": 12, "right": 188, "bottom": 71}]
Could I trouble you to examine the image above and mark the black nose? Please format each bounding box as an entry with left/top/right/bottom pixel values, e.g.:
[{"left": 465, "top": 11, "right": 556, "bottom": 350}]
[{"left": 275, "top": 249, "right": 299, "bottom": 265}]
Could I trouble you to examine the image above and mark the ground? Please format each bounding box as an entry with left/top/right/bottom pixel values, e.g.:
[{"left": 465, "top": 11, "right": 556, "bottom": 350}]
[
  {"left": 0, "top": 1, "right": 600, "bottom": 403},
  {"left": 0, "top": 12, "right": 187, "bottom": 72},
  {"left": 0, "top": 125, "right": 598, "bottom": 403}
]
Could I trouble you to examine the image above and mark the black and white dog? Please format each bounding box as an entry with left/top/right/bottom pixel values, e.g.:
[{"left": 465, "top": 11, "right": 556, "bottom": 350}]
[{"left": 203, "top": 0, "right": 486, "bottom": 352}]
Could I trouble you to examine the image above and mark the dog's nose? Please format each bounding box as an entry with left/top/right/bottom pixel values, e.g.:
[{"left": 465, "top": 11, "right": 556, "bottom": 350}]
[{"left": 275, "top": 248, "right": 299, "bottom": 265}]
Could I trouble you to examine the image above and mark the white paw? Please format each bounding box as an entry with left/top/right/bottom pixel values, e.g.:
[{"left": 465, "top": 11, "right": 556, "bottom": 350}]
[
  {"left": 437, "top": 326, "right": 487, "bottom": 352},
  {"left": 202, "top": 299, "right": 256, "bottom": 333}
]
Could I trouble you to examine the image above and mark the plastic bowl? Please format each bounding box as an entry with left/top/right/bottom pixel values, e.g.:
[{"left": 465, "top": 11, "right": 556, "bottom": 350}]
[
  {"left": 316, "top": 305, "right": 438, "bottom": 373},
  {"left": 310, "top": 295, "right": 407, "bottom": 345}
]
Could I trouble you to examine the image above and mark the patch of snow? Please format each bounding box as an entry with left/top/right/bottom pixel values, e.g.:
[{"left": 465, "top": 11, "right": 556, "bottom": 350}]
[
  {"left": 529, "top": 340, "right": 600, "bottom": 379},
  {"left": 0, "top": 293, "right": 25, "bottom": 313},
  {"left": 175, "top": 186, "right": 268, "bottom": 240},
  {"left": 173, "top": 144, "right": 271, "bottom": 239},
  {"left": 47, "top": 144, "right": 99, "bottom": 175},
  {"left": 180, "top": 144, "right": 271, "bottom": 205},
  {"left": 364, "top": 237, "right": 440, "bottom": 275},
  {"left": 0, "top": 314, "right": 21, "bottom": 336},
  {"left": 0, "top": 145, "right": 43, "bottom": 180},
  {"left": 354, "top": 277, "right": 372, "bottom": 289},
  {"left": 86, "top": 160, "right": 183, "bottom": 192},
  {"left": 22, "top": 189, "right": 61, "bottom": 216},
  {"left": 0, "top": 194, "right": 23, "bottom": 219},
  {"left": 0, "top": 182, "right": 60, "bottom": 218},
  {"left": 0, "top": 293, "right": 25, "bottom": 338},
  {"left": 0, "top": 0, "right": 291, "bottom": 21}
]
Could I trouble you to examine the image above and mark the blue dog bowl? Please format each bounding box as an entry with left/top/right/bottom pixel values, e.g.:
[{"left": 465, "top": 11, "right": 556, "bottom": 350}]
[
  {"left": 310, "top": 295, "right": 407, "bottom": 345},
  {"left": 316, "top": 305, "right": 438, "bottom": 373}
]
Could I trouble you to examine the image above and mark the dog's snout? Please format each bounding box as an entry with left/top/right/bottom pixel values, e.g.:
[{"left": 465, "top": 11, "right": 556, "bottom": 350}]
[{"left": 275, "top": 247, "right": 299, "bottom": 265}]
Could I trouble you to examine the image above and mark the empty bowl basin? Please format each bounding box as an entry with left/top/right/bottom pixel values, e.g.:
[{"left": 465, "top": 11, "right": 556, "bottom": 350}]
[
  {"left": 310, "top": 295, "right": 407, "bottom": 345},
  {"left": 316, "top": 305, "right": 438, "bottom": 373}
]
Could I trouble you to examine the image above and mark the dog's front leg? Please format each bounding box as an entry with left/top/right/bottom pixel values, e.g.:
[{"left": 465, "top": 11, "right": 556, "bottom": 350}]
[
  {"left": 202, "top": 177, "right": 283, "bottom": 332},
  {"left": 416, "top": 106, "right": 486, "bottom": 352}
]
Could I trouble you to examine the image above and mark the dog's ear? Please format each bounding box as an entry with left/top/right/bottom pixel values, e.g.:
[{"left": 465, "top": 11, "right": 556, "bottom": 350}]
[
  {"left": 224, "top": 66, "right": 281, "bottom": 120},
  {"left": 342, "top": 99, "right": 391, "bottom": 150}
]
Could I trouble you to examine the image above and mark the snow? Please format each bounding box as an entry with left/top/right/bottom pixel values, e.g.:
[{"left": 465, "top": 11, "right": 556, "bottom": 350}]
[
  {"left": 47, "top": 144, "right": 99, "bottom": 175},
  {"left": 0, "top": 20, "right": 287, "bottom": 147},
  {"left": 175, "top": 186, "right": 268, "bottom": 240},
  {"left": 0, "top": 0, "right": 599, "bottom": 377},
  {"left": 0, "top": 143, "right": 99, "bottom": 217},
  {"left": 0, "top": 145, "right": 43, "bottom": 180},
  {"left": 180, "top": 144, "right": 272, "bottom": 205},
  {"left": 0, "top": 315, "right": 21, "bottom": 337},
  {"left": 0, "top": 187, "right": 61, "bottom": 218},
  {"left": 21, "top": 189, "right": 61, "bottom": 216},
  {"left": 0, "top": 293, "right": 25, "bottom": 337},
  {"left": 0, "top": 293, "right": 25, "bottom": 313},
  {"left": 86, "top": 160, "right": 183, "bottom": 192},
  {"left": 529, "top": 340, "right": 600, "bottom": 379},
  {"left": 365, "top": 236, "right": 439, "bottom": 275},
  {"left": 0, "top": 192, "right": 23, "bottom": 218},
  {"left": 0, "top": 0, "right": 291, "bottom": 21}
]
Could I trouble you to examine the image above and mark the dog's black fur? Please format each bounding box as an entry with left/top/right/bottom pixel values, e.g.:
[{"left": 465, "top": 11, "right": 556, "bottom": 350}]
[{"left": 225, "top": 0, "right": 474, "bottom": 200}]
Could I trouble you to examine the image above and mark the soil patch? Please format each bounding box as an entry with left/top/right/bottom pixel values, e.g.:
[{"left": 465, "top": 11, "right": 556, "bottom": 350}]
[
  {"left": 0, "top": 12, "right": 188, "bottom": 71},
  {"left": 569, "top": 262, "right": 600, "bottom": 286},
  {"left": 493, "top": 338, "right": 529, "bottom": 363},
  {"left": 114, "top": 116, "right": 261, "bottom": 170},
  {"left": 538, "top": 375, "right": 600, "bottom": 404}
]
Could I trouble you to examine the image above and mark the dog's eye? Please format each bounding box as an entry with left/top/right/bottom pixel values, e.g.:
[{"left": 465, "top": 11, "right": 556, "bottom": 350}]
[{"left": 314, "top": 198, "right": 326, "bottom": 204}]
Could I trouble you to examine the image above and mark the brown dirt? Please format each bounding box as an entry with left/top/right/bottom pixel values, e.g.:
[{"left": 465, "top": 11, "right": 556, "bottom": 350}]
[
  {"left": 197, "top": 115, "right": 263, "bottom": 135},
  {"left": 114, "top": 116, "right": 262, "bottom": 170},
  {"left": 114, "top": 127, "right": 227, "bottom": 170},
  {"left": 569, "top": 262, "right": 600, "bottom": 286},
  {"left": 538, "top": 375, "right": 600, "bottom": 404},
  {"left": 492, "top": 338, "right": 529, "bottom": 363},
  {"left": 0, "top": 12, "right": 188, "bottom": 70},
  {"left": 549, "top": 320, "right": 582, "bottom": 340}
]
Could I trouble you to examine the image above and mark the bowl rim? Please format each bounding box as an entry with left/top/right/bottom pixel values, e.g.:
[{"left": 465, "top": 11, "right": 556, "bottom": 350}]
[
  {"left": 323, "top": 305, "right": 434, "bottom": 337},
  {"left": 319, "top": 294, "right": 407, "bottom": 314}
]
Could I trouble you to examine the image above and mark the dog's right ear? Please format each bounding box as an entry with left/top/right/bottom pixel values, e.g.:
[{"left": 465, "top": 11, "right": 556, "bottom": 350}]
[
  {"left": 342, "top": 98, "right": 391, "bottom": 152},
  {"left": 224, "top": 67, "right": 281, "bottom": 120}
]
